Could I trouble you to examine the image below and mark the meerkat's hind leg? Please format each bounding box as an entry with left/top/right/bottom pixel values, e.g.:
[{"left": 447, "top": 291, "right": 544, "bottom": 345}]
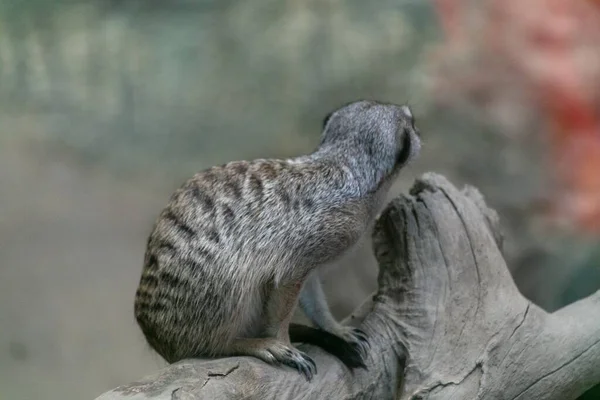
[{"left": 233, "top": 278, "right": 318, "bottom": 381}]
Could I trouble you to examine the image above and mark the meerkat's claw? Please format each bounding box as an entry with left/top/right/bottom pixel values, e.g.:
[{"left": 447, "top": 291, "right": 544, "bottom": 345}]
[
  {"left": 338, "top": 326, "right": 370, "bottom": 365},
  {"left": 279, "top": 347, "right": 317, "bottom": 381},
  {"left": 351, "top": 328, "right": 369, "bottom": 343}
]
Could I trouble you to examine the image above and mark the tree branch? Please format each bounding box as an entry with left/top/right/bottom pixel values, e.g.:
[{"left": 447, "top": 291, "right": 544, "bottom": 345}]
[{"left": 96, "top": 173, "right": 600, "bottom": 400}]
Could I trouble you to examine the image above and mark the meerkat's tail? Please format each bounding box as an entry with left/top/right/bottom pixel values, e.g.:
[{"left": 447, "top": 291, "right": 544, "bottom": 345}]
[{"left": 289, "top": 323, "right": 367, "bottom": 371}]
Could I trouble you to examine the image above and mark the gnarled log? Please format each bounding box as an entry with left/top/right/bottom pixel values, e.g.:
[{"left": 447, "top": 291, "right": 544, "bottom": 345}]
[{"left": 96, "top": 173, "right": 600, "bottom": 400}]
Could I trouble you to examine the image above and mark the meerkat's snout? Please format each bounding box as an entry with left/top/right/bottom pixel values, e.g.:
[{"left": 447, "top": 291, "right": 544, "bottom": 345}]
[{"left": 401, "top": 105, "right": 413, "bottom": 119}]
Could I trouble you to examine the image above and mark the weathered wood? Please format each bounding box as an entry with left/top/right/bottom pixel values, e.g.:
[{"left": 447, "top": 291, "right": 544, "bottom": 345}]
[{"left": 96, "top": 173, "right": 600, "bottom": 400}]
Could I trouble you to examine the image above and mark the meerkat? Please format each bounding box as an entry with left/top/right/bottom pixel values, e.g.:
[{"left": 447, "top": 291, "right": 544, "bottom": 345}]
[{"left": 134, "top": 100, "right": 421, "bottom": 381}]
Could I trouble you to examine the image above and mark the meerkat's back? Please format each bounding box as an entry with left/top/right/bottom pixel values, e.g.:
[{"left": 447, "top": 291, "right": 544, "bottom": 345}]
[{"left": 135, "top": 157, "right": 368, "bottom": 361}]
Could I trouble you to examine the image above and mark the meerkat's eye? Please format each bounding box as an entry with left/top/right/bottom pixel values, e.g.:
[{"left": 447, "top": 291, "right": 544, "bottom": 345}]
[{"left": 396, "top": 127, "right": 413, "bottom": 166}]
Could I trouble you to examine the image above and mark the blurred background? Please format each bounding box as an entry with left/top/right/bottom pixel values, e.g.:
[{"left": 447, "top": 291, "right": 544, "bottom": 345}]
[{"left": 0, "top": 0, "right": 599, "bottom": 399}]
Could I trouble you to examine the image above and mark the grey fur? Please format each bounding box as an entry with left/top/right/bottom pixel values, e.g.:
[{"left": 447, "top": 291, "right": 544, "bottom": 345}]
[{"left": 134, "top": 100, "right": 421, "bottom": 379}]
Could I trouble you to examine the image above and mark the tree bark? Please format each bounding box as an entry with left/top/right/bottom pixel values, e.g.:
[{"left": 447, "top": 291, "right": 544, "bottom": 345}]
[{"left": 96, "top": 173, "right": 600, "bottom": 400}]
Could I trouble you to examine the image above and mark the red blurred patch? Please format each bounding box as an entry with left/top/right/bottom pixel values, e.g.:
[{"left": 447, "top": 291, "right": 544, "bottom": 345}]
[{"left": 433, "top": 0, "right": 600, "bottom": 233}]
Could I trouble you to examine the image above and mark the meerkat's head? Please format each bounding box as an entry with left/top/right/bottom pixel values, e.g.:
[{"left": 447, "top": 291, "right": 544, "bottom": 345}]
[{"left": 320, "top": 100, "right": 421, "bottom": 173}]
